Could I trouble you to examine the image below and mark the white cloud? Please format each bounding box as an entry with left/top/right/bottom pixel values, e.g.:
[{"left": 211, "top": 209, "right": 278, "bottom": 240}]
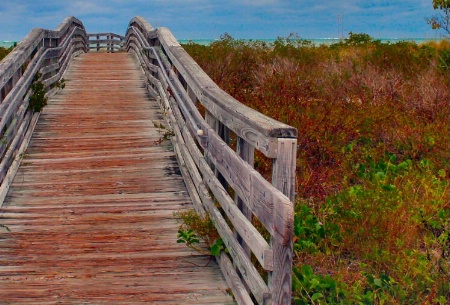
[
  {"left": 239, "top": 0, "right": 280, "bottom": 6},
  {"left": 0, "top": 0, "right": 440, "bottom": 41}
]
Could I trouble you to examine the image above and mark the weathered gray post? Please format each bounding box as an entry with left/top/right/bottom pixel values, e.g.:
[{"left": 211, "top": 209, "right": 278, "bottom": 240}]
[{"left": 270, "top": 138, "right": 297, "bottom": 304}]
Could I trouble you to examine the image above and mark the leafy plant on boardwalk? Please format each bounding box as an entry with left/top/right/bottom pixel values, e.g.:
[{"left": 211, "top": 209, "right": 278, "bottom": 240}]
[
  {"left": 28, "top": 72, "right": 48, "bottom": 112},
  {"left": 175, "top": 209, "right": 226, "bottom": 257}
]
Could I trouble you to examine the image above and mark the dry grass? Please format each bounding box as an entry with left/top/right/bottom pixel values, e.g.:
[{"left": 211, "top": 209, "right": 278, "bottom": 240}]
[{"left": 184, "top": 35, "right": 450, "bottom": 303}]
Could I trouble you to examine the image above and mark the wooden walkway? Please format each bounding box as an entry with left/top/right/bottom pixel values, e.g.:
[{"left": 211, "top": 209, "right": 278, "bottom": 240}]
[{"left": 0, "top": 53, "right": 235, "bottom": 304}]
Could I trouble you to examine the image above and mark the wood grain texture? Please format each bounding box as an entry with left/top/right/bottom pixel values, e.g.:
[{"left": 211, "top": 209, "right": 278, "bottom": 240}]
[
  {"left": 124, "top": 19, "right": 297, "bottom": 304},
  {"left": 125, "top": 20, "right": 297, "bottom": 158},
  {"left": 0, "top": 23, "right": 87, "bottom": 207},
  {"left": 0, "top": 113, "right": 39, "bottom": 205},
  {"left": 0, "top": 25, "right": 86, "bottom": 140},
  {"left": 205, "top": 131, "right": 293, "bottom": 246},
  {"left": 132, "top": 44, "right": 272, "bottom": 301},
  {"left": 269, "top": 139, "right": 297, "bottom": 305},
  {"left": 0, "top": 17, "right": 85, "bottom": 95},
  {"left": 217, "top": 252, "right": 254, "bottom": 305},
  {"left": 235, "top": 138, "right": 254, "bottom": 260},
  {"left": 162, "top": 95, "right": 272, "bottom": 303},
  {"left": 0, "top": 53, "right": 235, "bottom": 304},
  {"left": 163, "top": 90, "right": 273, "bottom": 271},
  {"left": 140, "top": 44, "right": 293, "bottom": 248}
]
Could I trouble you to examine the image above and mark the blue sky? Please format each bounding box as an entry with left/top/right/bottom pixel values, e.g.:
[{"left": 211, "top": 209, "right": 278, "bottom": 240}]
[{"left": 0, "top": 0, "right": 443, "bottom": 41}]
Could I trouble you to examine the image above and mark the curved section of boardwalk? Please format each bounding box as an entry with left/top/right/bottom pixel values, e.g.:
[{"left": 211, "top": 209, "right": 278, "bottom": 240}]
[{"left": 0, "top": 53, "right": 234, "bottom": 304}]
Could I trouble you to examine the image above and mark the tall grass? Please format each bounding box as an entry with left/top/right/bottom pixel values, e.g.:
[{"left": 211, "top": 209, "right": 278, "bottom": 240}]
[{"left": 183, "top": 34, "right": 450, "bottom": 304}]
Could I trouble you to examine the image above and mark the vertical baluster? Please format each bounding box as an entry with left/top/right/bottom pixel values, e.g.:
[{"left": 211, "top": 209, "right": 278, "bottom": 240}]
[
  {"left": 204, "top": 110, "right": 217, "bottom": 171},
  {"left": 234, "top": 137, "right": 254, "bottom": 297},
  {"left": 216, "top": 122, "right": 229, "bottom": 189},
  {"left": 269, "top": 138, "right": 297, "bottom": 305},
  {"left": 204, "top": 110, "right": 229, "bottom": 189},
  {"left": 96, "top": 35, "right": 100, "bottom": 52},
  {"left": 187, "top": 86, "right": 196, "bottom": 104},
  {"left": 235, "top": 137, "right": 254, "bottom": 258}
]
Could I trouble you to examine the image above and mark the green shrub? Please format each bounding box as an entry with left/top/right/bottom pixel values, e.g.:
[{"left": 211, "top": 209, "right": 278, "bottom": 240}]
[
  {"left": 0, "top": 45, "right": 14, "bottom": 61},
  {"left": 183, "top": 34, "right": 450, "bottom": 304},
  {"left": 28, "top": 72, "right": 48, "bottom": 112}
]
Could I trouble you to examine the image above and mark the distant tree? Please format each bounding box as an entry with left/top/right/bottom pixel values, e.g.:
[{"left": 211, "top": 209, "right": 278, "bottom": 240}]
[
  {"left": 344, "top": 32, "right": 374, "bottom": 45},
  {"left": 426, "top": 0, "right": 450, "bottom": 38}
]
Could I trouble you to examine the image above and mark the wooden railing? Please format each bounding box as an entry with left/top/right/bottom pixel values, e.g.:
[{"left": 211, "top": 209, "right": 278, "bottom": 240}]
[
  {"left": 87, "top": 33, "right": 125, "bottom": 52},
  {"left": 125, "top": 16, "right": 297, "bottom": 305},
  {"left": 0, "top": 17, "right": 88, "bottom": 203},
  {"left": 0, "top": 15, "right": 297, "bottom": 305}
]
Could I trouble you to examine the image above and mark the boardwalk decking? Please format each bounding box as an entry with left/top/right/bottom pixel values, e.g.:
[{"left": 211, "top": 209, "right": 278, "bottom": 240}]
[{"left": 0, "top": 53, "right": 235, "bottom": 304}]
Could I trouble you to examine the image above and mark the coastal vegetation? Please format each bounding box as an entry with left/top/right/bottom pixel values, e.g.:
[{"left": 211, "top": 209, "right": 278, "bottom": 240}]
[
  {"left": 182, "top": 34, "right": 449, "bottom": 304},
  {"left": 0, "top": 23, "right": 448, "bottom": 304},
  {"left": 0, "top": 45, "right": 14, "bottom": 61}
]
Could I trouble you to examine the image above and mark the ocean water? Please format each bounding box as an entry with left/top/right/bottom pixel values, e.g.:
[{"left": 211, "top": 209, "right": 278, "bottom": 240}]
[
  {"left": 1, "top": 38, "right": 443, "bottom": 49},
  {"left": 0, "top": 41, "right": 17, "bottom": 48},
  {"left": 178, "top": 37, "right": 444, "bottom": 46}
]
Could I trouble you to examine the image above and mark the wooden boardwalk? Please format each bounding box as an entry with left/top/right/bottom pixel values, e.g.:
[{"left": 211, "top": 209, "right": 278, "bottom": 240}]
[{"left": 0, "top": 53, "right": 235, "bottom": 304}]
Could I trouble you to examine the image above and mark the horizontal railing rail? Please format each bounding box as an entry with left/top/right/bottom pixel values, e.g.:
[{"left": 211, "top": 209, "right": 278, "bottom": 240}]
[
  {"left": 0, "top": 16, "right": 88, "bottom": 204},
  {"left": 0, "top": 15, "right": 297, "bottom": 305},
  {"left": 125, "top": 16, "right": 297, "bottom": 305},
  {"left": 87, "top": 33, "right": 125, "bottom": 52}
]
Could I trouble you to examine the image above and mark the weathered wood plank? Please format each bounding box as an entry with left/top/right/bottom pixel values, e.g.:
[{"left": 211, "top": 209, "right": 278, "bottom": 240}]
[
  {"left": 235, "top": 138, "right": 255, "bottom": 270},
  {"left": 0, "top": 97, "right": 29, "bottom": 159},
  {"left": 205, "top": 131, "right": 294, "bottom": 245},
  {"left": 150, "top": 62, "right": 271, "bottom": 301},
  {"left": 87, "top": 39, "right": 122, "bottom": 44},
  {"left": 0, "top": 17, "right": 86, "bottom": 94},
  {"left": 168, "top": 129, "right": 271, "bottom": 303},
  {"left": 126, "top": 17, "right": 297, "bottom": 304},
  {"left": 0, "top": 26, "right": 87, "bottom": 137},
  {"left": 87, "top": 33, "right": 125, "bottom": 39},
  {"left": 0, "top": 29, "right": 45, "bottom": 91},
  {"left": 134, "top": 40, "right": 293, "bottom": 248},
  {"left": 172, "top": 137, "right": 206, "bottom": 215},
  {"left": 269, "top": 138, "right": 297, "bottom": 305},
  {"left": 162, "top": 82, "right": 274, "bottom": 270},
  {"left": 218, "top": 252, "right": 254, "bottom": 305},
  {"left": 0, "top": 52, "right": 235, "bottom": 304},
  {"left": 156, "top": 28, "right": 297, "bottom": 154},
  {"left": 145, "top": 48, "right": 292, "bottom": 248},
  {"left": 0, "top": 111, "right": 32, "bottom": 184},
  {"left": 128, "top": 16, "right": 155, "bottom": 37},
  {"left": 0, "top": 113, "right": 38, "bottom": 205}
]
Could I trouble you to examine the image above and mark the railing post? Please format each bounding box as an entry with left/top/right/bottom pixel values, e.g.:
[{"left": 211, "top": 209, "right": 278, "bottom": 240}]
[
  {"left": 235, "top": 138, "right": 254, "bottom": 258},
  {"left": 0, "top": 16, "right": 88, "bottom": 206},
  {"left": 204, "top": 110, "right": 217, "bottom": 169},
  {"left": 234, "top": 137, "right": 254, "bottom": 296},
  {"left": 204, "top": 110, "right": 228, "bottom": 188},
  {"left": 269, "top": 138, "right": 297, "bottom": 304},
  {"left": 125, "top": 19, "right": 300, "bottom": 303},
  {"left": 96, "top": 35, "right": 100, "bottom": 52}
]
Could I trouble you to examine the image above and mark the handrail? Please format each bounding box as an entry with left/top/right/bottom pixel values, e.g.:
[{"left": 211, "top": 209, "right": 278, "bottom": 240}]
[
  {"left": 125, "top": 16, "right": 297, "bottom": 305},
  {"left": 87, "top": 33, "right": 125, "bottom": 52},
  {"left": 0, "top": 15, "right": 297, "bottom": 305},
  {"left": 0, "top": 17, "right": 88, "bottom": 204}
]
